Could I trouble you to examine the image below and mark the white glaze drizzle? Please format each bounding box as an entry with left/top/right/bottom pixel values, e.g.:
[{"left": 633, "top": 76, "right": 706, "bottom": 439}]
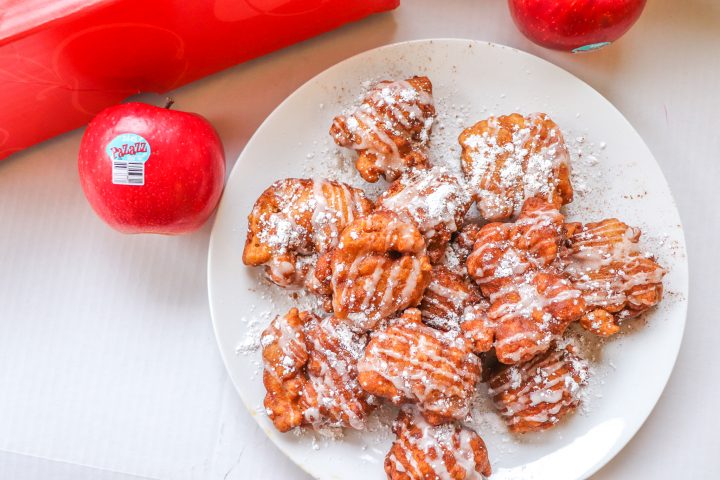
[
  {"left": 360, "top": 320, "right": 478, "bottom": 418},
  {"left": 461, "top": 113, "right": 569, "bottom": 220},
  {"left": 261, "top": 310, "right": 308, "bottom": 378},
  {"left": 333, "top": 215, "right": 427, "bottom": 325},
  {"left": 252, "top": 179, "right": 370, "bottom": 287},
  {"left": 338, "top": 80, "right": 434, "bottom": 172},
  {"left": 421, "top": 269, "right": 474, "bottom": 331},
  {"left": 489, "top": 347, "right": 588, "bottom": 428},
  {"left": 379, "top": 168, "right": 470, "bottom": 243},
  {"left": 564, "top": 220, "right": 666, "bottom": 309},
  {"left": 303, "top": 317, "right": 370, "bottom": 430},
  {"left": 388, "top": 408, "right": 488, "bottom": 479}
]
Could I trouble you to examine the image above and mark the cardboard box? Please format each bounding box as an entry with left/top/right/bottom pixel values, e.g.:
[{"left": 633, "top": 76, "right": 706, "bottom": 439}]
[{"left": 0, "top": 0, "right": 399, "bottom": 160}]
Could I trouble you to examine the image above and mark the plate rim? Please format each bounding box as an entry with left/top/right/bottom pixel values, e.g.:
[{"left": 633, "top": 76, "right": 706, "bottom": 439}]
[{"left": 207, "top": 37, "right": 689, "bottom": 480}]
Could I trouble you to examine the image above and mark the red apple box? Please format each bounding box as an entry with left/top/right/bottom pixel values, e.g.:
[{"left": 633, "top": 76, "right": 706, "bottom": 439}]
[{"left": 0, "top": 0, "right": 399, "bottom": 160}]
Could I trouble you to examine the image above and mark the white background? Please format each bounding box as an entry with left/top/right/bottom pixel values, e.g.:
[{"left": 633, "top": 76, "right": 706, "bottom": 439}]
[{"left": 0, "top": 1, "right": 717, "bottom": 479}]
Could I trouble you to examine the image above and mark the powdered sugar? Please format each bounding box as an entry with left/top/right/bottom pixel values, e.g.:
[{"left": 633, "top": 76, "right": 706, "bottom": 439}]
[
  {"left": 235, "top": 316, "right": 263, "bottom": 355},
  {"left": 459, "top": 113, "right": 571, "bottom": 221},
  {"left": 231, "top": 63, "right": 682, "bottom": 475},
  {"left": 330, "top": 78, "right": 435, "bottom": 182}
]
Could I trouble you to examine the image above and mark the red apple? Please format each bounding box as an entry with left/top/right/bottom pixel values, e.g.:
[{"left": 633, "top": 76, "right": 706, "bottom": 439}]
[
  {"left": 508, "top": 0, "right": 647, "bottom": 52},
  {"left": 78, "top": 102, "right": 225, "bottom": 234}
]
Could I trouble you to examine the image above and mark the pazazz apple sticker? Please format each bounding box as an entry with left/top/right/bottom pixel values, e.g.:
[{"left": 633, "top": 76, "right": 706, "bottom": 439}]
[
  {"left": 508, "top": 0, "right": 647, "bottom": 52},
  {"left": 78, "top": 101, "right": 225, "bottom": 234}
]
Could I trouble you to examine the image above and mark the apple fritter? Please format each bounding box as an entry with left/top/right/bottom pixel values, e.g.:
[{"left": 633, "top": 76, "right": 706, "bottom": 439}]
[
  {"left": 459, "top": 113, "right": 573, "bottom": 221},
  {"left": 331, "top": 76, "right": 436, "bottom": 183}
]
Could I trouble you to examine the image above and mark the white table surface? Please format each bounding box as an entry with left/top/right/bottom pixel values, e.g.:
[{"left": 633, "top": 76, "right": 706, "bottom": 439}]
[{"left": 1, "top": 1, "right": 718, "bottom": 479}]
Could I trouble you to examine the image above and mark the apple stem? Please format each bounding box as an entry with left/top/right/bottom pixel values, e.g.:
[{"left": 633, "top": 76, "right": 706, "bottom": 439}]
[{"left": 164, "top": 98, "right": 175, "bottom": 110}]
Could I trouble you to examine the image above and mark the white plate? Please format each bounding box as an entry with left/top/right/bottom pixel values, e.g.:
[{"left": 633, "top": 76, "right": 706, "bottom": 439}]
[{"left": 208, "top": 39, "right": 688, "bottom": 480}]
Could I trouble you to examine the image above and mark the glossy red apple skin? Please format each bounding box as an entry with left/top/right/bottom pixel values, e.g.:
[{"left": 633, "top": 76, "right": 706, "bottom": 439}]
[
  {"left": 509, "top": 0, "right": 647, "bottom": 52},
  {"left": 78, "top": 103, "right": 225, "bottom": 234}
]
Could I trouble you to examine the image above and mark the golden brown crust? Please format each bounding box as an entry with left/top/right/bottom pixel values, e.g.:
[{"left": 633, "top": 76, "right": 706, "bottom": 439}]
[
  {"left": 420, "top": 265, "right": 482, "bottom": 332},
  {"left": 466, "top": 198, "right": 585, "bottom": 364},
  {"left": 454, "top": 223, "right": 484, "bottom": 262},
  {"left": 243, "top": 179, "right": 314, "bottom": 288},
  {"left": 460, "top": 301, "right": 495, "bottom": 354},
  {"left": 243, "top": 178, "right": 373, "bottom": 288},
  {"left": 488, "top": 272, "right": 586, "bottom": 364},
  {"left": 562, "top": 218, "right": 666, "bottom": 336},
  {"left": 580, "top": 308, "right": 620, "bottom": 337},
  {"left": 377, "top": 168, "right": 472, "bottom": 264},
  {"left": 358, "top": 309, "right": 481, "bottom": 425},
  {"left": 244, "top": 93, "right": 673, "bottom": 468},
  {"left": 467, "top": 197, "right": 566, "bottom": 298},
  {"left": 488, "top": 343, "right": 588, "bottom": 433},
  {"left": 261, "top": 308, "right": 314, "bottom": 432},
  {"left": 261, "top": 309, "right": 374, "bottom": 432},
  {"left": 302, "top": 315, "right": 376, "bottom": 429},
  {"left": 439, "top": 223, "right": 484, "bottom": 278},
  {"left": 331, "top": 76, "right": 436, "bottom": 183},
  {"left": 330, "top": 211, "right": 432, "bottom": 331},
  {"left": 459, "top": 113, "right": 573, "bottom": 221},
  {"left": 305, "top": 250, "right": 334, "bottom": 311},
  {"left": 385, "top": 407, "right": 492, "bottom": 480}
]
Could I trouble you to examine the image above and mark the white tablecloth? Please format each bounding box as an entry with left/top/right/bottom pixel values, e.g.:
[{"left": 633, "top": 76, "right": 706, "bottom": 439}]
[{"left": 1, "top": 1, "right": 718, "bottom": 478}]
